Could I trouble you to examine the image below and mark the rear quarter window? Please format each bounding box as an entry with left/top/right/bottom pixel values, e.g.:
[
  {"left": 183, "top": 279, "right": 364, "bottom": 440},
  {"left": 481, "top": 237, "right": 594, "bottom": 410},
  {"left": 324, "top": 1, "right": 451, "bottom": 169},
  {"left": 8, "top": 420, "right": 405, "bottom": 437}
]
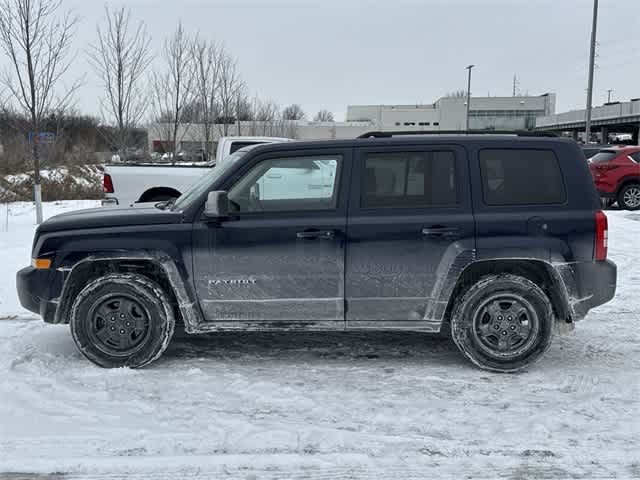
[
  {"left": 479, "top": 149, "right": 566, "bottom": 206},
  {"left": 590, "top": 151, "right": 618, "bottom": 163}
]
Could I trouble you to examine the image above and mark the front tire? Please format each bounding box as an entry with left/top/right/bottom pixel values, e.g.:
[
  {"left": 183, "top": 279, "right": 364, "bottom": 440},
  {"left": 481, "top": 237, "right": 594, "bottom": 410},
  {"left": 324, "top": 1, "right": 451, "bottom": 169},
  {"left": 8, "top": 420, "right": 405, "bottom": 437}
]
[
  {"left": 450, "top": 274, "right": 553, "bottom": 373},
  {"left": 70, "top": 273, "right": 175, "bottom": 368},
  {"left": 618, "top": 184, "right": 640, "bottom": 210}
]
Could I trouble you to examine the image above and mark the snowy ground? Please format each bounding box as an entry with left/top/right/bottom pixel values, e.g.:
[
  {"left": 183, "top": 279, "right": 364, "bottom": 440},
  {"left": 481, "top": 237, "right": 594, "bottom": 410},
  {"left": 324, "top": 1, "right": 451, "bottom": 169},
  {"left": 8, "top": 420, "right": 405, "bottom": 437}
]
[{"left": 0, "top": 201, "right": 639, "bottom": 479}]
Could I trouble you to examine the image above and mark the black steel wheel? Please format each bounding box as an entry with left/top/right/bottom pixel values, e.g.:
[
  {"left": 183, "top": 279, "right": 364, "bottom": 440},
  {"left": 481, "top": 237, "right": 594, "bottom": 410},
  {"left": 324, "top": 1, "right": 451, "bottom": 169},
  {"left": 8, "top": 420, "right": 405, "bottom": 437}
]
[
  {"left": 87, "top": 294, "right": 151, "bottom": 357},
  {"left": 450, "top": 274, "right": 553, "bottom": 372},
  {"left": 70, "top": 273, "right": 175, "bottom": 368},
  {"left": 471, "top": 294, "right": 539, "bottom": 359}
]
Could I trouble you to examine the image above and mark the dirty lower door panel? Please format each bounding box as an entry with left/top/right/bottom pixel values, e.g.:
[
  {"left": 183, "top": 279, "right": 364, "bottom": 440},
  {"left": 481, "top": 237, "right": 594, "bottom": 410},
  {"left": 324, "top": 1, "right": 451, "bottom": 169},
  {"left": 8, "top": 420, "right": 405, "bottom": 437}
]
[{"left": 345, "top": 144, "right": 474, "bottom": 329}]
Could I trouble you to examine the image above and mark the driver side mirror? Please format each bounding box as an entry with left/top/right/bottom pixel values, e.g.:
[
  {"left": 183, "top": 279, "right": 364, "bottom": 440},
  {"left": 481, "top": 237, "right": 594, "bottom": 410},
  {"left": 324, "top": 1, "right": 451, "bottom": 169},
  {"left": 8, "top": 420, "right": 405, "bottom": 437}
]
[{"left": 203, "top": 190, "right": 229, "bottom": 218}]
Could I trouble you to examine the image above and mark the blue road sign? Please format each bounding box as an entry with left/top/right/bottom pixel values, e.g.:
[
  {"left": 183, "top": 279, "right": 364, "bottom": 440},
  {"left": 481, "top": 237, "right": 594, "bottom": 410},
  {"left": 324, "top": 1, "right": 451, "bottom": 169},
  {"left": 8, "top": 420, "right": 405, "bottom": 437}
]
[{"left": 28, "top": 132, "right": 56, "bottom": 144}]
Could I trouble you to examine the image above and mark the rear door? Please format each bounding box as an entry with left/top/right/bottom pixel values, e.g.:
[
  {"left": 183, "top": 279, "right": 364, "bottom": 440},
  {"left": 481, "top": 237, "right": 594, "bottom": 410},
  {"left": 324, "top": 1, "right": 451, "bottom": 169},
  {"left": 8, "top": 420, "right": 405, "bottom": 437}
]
[{"left": 345, "top": 144, "right": 474, "bottom": 329}]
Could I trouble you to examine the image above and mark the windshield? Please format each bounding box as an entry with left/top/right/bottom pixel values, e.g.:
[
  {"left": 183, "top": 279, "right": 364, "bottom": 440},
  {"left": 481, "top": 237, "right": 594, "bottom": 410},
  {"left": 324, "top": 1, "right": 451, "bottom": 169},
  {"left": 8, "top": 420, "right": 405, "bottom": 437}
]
[{"left": 171, "top": 150, "right": 247, "bottom": 211}]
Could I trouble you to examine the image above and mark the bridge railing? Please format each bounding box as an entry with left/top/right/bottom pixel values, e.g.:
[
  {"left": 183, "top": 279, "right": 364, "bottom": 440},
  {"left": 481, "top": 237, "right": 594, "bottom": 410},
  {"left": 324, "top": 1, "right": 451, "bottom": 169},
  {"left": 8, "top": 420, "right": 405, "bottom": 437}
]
[{"left": 536, "top": 99, "right": 640, "bottom": 127}]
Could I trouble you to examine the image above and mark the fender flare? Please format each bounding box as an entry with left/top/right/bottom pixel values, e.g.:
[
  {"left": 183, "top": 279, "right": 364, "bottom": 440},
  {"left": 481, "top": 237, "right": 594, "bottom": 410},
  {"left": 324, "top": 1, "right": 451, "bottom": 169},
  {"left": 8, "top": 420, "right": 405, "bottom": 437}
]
[
  {"left": 55, "top": 251, "right": 204, "bottom": 332},
  {"left": 423, "top": 247, "right": 576, "bottom": 332}
]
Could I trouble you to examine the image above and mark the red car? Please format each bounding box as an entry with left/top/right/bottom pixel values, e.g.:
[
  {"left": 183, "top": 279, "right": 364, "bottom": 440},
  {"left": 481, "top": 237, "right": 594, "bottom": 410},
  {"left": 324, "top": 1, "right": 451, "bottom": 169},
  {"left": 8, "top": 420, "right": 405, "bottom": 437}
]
[{"left": 589, "top": 146, "right": 640, "bottom": 210}]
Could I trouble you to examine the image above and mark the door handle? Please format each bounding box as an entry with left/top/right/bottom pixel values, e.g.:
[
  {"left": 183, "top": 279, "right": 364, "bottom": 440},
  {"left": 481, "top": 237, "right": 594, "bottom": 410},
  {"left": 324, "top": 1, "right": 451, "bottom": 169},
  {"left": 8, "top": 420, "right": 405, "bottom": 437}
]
[
  {"left": 296, "top": 229, "right": 336, "bottom": 240},
  {"left": 421, "top": 226, "right": 460, "bottom": 239}
]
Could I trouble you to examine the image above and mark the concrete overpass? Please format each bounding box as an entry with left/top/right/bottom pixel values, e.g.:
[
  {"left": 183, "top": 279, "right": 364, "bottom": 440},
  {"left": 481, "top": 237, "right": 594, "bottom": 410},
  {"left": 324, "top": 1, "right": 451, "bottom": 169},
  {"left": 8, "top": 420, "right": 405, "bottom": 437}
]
[{"left": 536, "top": 98, "right": 640, "bottom": 144}]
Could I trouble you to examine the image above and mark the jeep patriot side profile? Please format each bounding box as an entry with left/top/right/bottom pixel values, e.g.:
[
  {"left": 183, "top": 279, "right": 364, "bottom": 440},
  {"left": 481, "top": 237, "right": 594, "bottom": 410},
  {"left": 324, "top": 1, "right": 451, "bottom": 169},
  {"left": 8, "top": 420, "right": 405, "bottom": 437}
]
[{"left": 17, "top": 134, "right": 617, "bottom": 372}]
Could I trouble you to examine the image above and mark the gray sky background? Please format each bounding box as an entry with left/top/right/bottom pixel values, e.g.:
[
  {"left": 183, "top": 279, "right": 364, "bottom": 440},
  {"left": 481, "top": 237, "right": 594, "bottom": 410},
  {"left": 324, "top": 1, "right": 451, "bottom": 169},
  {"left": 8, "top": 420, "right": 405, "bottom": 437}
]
[{"left": 57, "top": 0, "right": 640, "bottom": 121}]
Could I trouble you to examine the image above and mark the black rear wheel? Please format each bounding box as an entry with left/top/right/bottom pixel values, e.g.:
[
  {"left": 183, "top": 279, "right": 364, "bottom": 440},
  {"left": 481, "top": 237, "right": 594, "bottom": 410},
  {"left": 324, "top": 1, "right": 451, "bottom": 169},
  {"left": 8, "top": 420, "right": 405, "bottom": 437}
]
[
  {"left": 70, "top": 273, "right": 175, "bottom": 368},
  {"left": 450, "top": 274, "right": 553, "bottom": 372}
]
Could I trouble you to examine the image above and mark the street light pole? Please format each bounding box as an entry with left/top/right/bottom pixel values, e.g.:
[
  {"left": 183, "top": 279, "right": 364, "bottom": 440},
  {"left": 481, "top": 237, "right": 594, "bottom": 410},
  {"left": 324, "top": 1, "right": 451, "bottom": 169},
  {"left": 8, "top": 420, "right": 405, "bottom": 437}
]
[
  {"left": 465, "top": 64, "right": 474, "bottom": 131},
  {"left": 585, "top": 0, "right": 599, "bottom": 143}
]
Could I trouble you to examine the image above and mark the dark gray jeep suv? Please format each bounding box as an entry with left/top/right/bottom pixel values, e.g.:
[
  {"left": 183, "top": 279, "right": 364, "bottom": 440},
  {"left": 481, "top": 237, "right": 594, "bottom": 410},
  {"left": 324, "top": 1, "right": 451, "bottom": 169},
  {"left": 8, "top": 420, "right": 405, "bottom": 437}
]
[{"left": 17, "top": 132, "right": 617, "bottom": 372}]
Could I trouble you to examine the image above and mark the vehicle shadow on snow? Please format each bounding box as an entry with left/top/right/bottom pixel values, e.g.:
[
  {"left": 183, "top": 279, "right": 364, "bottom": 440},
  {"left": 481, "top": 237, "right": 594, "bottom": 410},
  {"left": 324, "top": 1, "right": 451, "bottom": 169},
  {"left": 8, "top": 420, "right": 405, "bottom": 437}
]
[{"left": 163, "top": 325, "right": 464, "bottom": 366}]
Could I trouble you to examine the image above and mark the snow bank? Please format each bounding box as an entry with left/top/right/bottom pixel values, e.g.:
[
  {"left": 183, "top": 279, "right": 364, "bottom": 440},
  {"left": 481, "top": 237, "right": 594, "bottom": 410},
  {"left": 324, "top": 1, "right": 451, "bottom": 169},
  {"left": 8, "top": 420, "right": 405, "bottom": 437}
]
[{"left": 0, "top": 201, "right": 101, "bottom": 317}]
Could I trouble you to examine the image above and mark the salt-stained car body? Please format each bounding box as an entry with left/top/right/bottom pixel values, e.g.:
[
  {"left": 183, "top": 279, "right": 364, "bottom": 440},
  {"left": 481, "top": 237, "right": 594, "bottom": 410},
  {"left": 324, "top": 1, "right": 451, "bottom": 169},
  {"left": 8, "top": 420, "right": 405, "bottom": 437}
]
[{"left": 17, "top": 134, "right": 616, "bottom": 372}]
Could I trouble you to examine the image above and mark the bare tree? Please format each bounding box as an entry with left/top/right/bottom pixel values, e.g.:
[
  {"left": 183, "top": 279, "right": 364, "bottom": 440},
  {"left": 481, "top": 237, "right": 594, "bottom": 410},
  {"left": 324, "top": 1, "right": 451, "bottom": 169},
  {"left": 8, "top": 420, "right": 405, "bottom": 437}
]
[
  {"left": 190, "top": 36, "right": 220, "bottom": 159},
  {"left": 88, "top": 6, "right": 152, "bottom": 161},
  {"left": 149, "top": 22, "right": 194, "bottom": 160},
  {"left": 282, "top": 103, "right": 305, "bottom": 120},
  {"left": 245, "top": 98, "right": 277, "bottom": 136},
  {"left": 215, "top": 50, "right": 244, "bottom": 136},
  {"left": 313, "top": 109, "right": 334, "bottom": 122},
  {"left": 445, "top": 89, "right": 467, "bottom": 98},
  {"left": 0, "top": 0, "right": 79, "bottom": 223},
  {"left": 243, "top": 98, "right": 298, "bottom": 138}
]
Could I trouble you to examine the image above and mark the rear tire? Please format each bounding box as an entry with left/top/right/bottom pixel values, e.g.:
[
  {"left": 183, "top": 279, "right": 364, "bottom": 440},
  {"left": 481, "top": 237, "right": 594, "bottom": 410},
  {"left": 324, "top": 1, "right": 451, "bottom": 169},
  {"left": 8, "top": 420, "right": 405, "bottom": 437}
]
[
  {"left": 617, "top": 184, "right": 640, "bottom": 210},
  {"left": 450, "top": 274, "right": 553, "bottom": 373},
  {"left": 70, "top": 273, "right": 175, "bottom": 368}
]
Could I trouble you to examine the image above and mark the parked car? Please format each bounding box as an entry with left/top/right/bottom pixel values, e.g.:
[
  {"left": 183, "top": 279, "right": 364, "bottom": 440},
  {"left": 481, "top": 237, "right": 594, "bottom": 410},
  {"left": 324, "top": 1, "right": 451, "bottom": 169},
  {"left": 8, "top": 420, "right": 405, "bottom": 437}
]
[
  {"left": 588, "top": 146, "right": 640, "bottom": 210},
  {"left": 102, "top": 136, "right": 292, "bottom": 206},
  {"left": 582, "top": 144, "right": 612, "bottom": 159},
  {"left": 17, "top": 132, "right": 616, "bottom": 372}
]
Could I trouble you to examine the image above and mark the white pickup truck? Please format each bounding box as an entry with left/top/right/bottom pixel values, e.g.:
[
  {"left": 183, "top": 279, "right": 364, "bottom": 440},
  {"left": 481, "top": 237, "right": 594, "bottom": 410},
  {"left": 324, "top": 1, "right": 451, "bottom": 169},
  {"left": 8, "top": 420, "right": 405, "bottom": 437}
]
[{"left": 103, "top": 136, "right": 292, "bottom": 206}]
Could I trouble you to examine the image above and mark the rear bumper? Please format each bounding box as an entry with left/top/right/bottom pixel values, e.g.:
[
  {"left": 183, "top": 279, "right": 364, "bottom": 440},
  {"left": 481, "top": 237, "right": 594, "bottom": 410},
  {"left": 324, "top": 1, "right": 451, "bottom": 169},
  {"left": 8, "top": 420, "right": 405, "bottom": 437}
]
[
  {"left": 101, "top": 196, "right": 119, "bottom": 207},
  {"left": 571, "top": 260, "right": 617, "bottom": 318},
  {"left": 16, "top": 266, "right": 63, "bottom": 323}
]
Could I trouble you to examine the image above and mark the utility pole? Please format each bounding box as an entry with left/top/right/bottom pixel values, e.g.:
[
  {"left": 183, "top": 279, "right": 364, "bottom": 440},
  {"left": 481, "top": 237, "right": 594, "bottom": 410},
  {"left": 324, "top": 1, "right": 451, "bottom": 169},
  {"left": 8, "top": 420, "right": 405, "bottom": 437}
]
[
  {"left": 607, "top": 89, "right": 613, "bottom": 103},
  {"left": 512, "top": 74, "right": 519, "bottom": 97},
  {"left": 465, "top": 65, "right": 474, "bottom": 131},
  {"left": 585, "top": 0, "right": 598, "bottom": 143}
]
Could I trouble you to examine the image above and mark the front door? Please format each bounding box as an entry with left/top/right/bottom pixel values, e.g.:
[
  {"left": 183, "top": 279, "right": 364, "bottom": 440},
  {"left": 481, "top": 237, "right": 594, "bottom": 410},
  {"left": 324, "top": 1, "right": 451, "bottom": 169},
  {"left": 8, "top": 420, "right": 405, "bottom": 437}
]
[
  {"left": 345, "top": 144, "right": 474, "bottom": 330},
  {"left": 192, "top": 148, "right": 350, "bottom": 328}
]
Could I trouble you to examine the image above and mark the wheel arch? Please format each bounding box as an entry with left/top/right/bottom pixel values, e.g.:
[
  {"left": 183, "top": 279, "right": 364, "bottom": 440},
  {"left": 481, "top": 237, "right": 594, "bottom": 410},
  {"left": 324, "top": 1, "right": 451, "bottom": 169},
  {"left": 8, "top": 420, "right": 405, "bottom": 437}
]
[
  {"left": 616, "top": 176, "right": 640, "bottom": 195},
  {"left": 138, "top": 186, "right": 181, "bottom": 203},
  {"left": 55, "top": 253, "right": 204, "bottom": 330},
  {"left": 442, "top": 259, "right": 572, "bottom": 329}
]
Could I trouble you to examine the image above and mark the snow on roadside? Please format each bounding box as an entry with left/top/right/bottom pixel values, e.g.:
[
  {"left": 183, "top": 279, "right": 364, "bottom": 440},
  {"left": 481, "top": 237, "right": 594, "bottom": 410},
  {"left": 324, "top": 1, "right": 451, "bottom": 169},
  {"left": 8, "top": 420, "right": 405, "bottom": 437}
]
[
  {"left": 0, "top": 201, "right": 101, "bottom": 318},
  {"left": 0, "top": 202, "right": 638, "bottom": 478}
]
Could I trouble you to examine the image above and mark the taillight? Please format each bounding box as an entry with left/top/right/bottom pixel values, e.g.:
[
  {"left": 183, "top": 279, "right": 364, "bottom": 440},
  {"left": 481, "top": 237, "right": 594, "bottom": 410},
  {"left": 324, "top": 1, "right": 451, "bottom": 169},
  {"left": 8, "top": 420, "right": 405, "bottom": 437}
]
[
  {"left": 596, "top": 164, "right": 619, "bottom": 171},
  {"left": 103, "top": 173, "right": 114, "bottom": 193},
  {"left": 595, "top": 210, "right": 608, "bottom": 261}
]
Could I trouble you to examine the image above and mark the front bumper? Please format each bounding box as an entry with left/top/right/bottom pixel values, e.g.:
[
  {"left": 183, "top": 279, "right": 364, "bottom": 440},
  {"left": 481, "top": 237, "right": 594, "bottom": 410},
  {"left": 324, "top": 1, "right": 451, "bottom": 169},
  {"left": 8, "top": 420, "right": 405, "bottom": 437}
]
[
  {"left": 571, "top": 259, "right": 617, "bottom": 318},
  {"left": 16, "top": 266, "right": 64, "bottom": 323}
]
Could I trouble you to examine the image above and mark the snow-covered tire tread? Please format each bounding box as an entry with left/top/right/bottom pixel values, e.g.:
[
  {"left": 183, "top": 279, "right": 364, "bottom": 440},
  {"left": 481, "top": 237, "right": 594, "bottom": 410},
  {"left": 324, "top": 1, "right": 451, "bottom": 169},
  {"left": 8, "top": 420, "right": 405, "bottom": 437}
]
[
  {"left": 69, "top": 273, "right": 175, "bottom": 368},
  {"left": 450, "top": 273, "right": 554, "bottom": 373}
]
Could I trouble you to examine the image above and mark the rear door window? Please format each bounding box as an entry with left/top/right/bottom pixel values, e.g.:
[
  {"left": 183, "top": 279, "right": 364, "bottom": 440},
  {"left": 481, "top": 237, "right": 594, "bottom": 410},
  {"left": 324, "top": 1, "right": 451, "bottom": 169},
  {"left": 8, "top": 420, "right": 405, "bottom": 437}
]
[
  {"left": 361, "top": 151, "right": 457, "bottom": 208},
  {"left": 629, "top": 151, "right": 640, "bottom": 163},
  {"left": 479, "top": 149, "right": 566, "bottom": 206},
  {"left": 589, "top": 151, "right": 618, "bottom": 163}
]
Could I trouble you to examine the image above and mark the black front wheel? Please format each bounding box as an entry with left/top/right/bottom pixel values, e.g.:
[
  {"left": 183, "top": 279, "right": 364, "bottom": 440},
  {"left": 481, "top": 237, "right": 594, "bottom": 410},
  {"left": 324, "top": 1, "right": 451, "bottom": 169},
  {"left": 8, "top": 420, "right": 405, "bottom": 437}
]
[
  {"left": 450, "top": 274, "right": 554, "bottom": 372},
  {"left": 70, "top": 273, "right": 175, "bottom": 368}
]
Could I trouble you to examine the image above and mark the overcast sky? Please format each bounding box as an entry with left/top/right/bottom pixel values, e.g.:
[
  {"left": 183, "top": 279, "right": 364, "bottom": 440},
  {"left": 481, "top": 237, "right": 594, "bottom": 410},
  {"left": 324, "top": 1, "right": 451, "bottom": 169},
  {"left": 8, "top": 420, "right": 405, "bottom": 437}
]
[{"left": 55, "top": 0, "right": 640, "bottom": 121}]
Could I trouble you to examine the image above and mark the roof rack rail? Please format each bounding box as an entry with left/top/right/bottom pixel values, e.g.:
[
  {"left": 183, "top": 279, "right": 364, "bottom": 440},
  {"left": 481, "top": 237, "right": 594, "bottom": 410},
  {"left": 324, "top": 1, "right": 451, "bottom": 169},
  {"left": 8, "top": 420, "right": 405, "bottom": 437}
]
[{"left": 357, "top": 130, "right": 559, "bottom": 139}]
